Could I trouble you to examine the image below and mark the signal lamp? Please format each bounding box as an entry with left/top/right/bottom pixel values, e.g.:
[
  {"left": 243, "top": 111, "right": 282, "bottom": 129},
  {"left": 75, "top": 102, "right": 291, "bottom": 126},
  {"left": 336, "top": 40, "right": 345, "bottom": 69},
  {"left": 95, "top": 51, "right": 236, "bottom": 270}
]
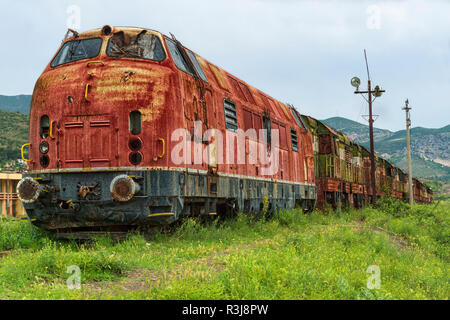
[
  {"left": 39, "top": 141, "right": 49, "bottom": 154},
  {"left": 40, "top": 155, "right": 50, "bottom": 168},
  {"left": 129, "top": 137, "right": 143, "bottom": 151},
  {"left": 129, "top": 152, "right": 143, "bottom": 165}
]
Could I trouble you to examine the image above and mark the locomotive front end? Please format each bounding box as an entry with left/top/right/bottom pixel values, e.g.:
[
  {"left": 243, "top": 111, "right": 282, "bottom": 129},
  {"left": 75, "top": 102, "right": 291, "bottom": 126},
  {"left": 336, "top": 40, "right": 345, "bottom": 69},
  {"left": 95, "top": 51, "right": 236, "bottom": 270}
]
[{"left": 19, "top": 26, "right": 183, "bottom": 235}]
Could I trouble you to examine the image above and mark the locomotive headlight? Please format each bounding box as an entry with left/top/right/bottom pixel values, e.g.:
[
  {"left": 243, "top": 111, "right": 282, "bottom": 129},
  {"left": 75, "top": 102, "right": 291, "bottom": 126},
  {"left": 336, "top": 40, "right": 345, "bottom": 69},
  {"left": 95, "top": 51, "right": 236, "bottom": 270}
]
[
  {"left": 110, "top": 175, "right": 140, "bottom": 202},
  {"left": 17, "top": 177, "right": 41, "bottom": 203},
  {"left": 39, "top": 141, "right": 49, "bottom": 154}
]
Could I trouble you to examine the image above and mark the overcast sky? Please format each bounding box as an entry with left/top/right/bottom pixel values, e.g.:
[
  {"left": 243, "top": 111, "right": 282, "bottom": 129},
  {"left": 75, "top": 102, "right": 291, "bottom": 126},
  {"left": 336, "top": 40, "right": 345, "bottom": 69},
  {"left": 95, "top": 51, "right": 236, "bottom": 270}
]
[{"left": 0, "top": 0, "right": 449, "bottom": 131}]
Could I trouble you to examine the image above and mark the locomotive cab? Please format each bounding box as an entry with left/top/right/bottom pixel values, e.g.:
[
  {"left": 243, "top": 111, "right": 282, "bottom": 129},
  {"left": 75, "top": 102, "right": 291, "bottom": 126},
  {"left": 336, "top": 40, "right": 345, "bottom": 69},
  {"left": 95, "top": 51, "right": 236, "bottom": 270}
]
[{"left": 29, "top": 27, "right": 173, "bottom": 172}]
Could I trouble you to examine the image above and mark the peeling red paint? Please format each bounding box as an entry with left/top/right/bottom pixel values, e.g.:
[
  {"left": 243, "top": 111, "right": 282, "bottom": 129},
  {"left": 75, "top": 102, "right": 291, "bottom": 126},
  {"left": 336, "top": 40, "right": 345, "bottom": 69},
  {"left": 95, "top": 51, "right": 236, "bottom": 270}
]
[{"left": 29, "top": 26, "right": 315, "bottom": 188}]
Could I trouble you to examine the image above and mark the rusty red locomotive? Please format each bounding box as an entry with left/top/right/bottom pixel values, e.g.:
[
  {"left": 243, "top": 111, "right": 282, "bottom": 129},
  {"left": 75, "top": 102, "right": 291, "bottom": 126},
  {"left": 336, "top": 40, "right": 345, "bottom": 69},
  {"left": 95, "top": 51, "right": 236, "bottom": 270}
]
[{"left": 17, "top": 26, "right": 431, "bottom": 237}]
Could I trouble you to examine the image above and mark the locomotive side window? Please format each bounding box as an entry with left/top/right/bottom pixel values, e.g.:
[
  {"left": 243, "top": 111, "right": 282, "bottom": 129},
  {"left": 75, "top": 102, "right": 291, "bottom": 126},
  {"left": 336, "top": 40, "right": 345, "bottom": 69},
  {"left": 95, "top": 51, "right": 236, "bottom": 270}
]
[
  {"left": 165, "top": 38, "right": 208, "bottom": 82},
  {"left": 129, "top": 111, "right": 142, "bottom": 135},
  {"left": 187, "top": 50, "right": 208, "bottom": 82},
  {"left": 223, "top": 99, "right": 238, "bottom": 131},
  {"left": 289, "top": 107, "right": 307, "bottom": 130},
  {"left": 51, "top": 38, "right": 102, "bottom": 67},
  {"left": 165, "top": 39, "right": 192, "bottom": 75},
  {"left": 40, "top": 115, "right": 50, "bottom": 139},
  {"left": 290, "top": 128, "right": 298, "bottom": 152},
  {"left": 107, "top": 30, "right": 166, "bottom": 61}
]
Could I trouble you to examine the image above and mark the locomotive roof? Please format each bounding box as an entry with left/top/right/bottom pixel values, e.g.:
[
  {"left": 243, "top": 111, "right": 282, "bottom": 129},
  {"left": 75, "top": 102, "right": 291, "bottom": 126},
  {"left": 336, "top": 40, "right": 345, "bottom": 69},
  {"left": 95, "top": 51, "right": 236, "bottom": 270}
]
[
  {"left": 72, "top": 26, "right": 162, "bottom": 39},
  {"left": 65, "top": 26, "right": 297, "bottom": 125}
]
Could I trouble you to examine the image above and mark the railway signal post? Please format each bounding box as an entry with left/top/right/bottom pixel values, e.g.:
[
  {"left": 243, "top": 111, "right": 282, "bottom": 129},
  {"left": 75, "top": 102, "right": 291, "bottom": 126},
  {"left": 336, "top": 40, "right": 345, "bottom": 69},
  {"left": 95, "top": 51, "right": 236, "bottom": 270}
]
[
  {"left": 351, "top": 50, "right": 385, "bottom": 207},
  {"left": 403, "top": 99, "right": 414, "bottom": 205}
]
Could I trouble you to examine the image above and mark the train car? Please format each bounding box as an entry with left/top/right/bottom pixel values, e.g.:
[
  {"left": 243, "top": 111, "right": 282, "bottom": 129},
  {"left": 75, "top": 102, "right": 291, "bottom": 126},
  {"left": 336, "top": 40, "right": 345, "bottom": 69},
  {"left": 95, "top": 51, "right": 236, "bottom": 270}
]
[
  {"left": 298, "top": 115, "right": 434, "bottom": 208},
  {"left": 377, "top": 159, "right": 421, "bottom": 201},
  {"left": 413, "top": 178, "right": 433, "bottom": 203},
  {"left": 299, "top": 115, "right": 367, "bottom": 209},
  {"left": 16, "top": 26, "right": 316, "bottom": 238},
  {"left": 397, "top": 168, "right": 409, "bottom": 200},
  {"left": 424, "top": 185, "right": 433, "bottom": 203}
]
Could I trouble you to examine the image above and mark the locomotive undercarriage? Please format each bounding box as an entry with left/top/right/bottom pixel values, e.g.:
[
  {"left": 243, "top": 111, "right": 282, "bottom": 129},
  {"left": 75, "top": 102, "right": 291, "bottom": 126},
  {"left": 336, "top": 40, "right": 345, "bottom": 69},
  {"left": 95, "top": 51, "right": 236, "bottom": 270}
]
[
  {"left": 324, "top": 191, "right": 367, "bottom": 210},
  {"left": 20, "top": 169, "right": 316, "bottom": 239}
]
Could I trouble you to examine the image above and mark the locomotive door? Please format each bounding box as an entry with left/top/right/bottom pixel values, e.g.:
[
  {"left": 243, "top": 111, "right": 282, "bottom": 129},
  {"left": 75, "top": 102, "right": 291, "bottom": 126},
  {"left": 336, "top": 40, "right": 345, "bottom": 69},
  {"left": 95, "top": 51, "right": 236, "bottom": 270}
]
[
  {"left": 205, "top": 88, "right": 219, "bottom": 197},
  {"left": 59, "top": 115, "right": 118, "bottom": 168},
  {"left": 58, "top": 61, "right": 118, "bottom": 168},
  {"left": 86, "top": 115, "right": 118, "bottom": 167},
  {"left": 204, "top": 88, "right": 217, "bottom": 170},
  {"left": 60, "top": 119, "right": 84, "bottom": 168}
]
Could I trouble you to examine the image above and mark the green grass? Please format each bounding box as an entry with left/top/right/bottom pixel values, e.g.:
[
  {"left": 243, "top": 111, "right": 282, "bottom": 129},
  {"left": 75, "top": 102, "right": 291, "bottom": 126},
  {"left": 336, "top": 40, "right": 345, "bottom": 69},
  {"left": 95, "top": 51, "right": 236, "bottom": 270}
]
[{"left": 0, "top": 200, "right": 448, "bottom": 300}]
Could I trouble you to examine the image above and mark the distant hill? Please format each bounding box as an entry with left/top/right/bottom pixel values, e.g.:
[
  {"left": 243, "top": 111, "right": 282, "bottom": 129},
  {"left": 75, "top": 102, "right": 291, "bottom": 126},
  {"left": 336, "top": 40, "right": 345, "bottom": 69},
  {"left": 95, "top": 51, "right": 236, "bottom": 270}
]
[
  {"left": 322, "top": 117, "right": 450, "bottom": 182},
  {"left": 322, "top": 117, "right": 393, "bottom": 143},
  {"left": 0, "top": 110, "right": 29, "bottom": 164},
  {"left": 0, "top": 95, "right": 31, "bottom": 114}
]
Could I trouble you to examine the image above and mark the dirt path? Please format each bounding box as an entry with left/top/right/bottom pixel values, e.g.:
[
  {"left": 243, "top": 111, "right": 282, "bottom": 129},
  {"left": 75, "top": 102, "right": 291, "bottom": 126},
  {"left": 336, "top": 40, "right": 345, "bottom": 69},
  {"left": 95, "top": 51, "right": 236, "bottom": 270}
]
[
  {"left": 81, "top": 222, "right": 411, "bottom": 297},
  {"left": 0, "top": 251, "right": 11, "bottom": 259},
  {"left": 83, "top": 237, "right": 279, "bottom": 296}
]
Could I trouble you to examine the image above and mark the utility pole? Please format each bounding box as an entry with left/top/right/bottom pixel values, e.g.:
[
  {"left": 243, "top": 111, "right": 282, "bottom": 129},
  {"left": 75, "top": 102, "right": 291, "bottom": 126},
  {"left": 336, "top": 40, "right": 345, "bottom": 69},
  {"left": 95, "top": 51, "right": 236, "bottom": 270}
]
[
  {"left": 403, "top": 99, "right": 413, "bottom": 205},
  {"left": 351, "top": 50, "right": 385, "bottom": 207},
  {"left": 367, "top": 79, "right": 377, "bottom": 207}
]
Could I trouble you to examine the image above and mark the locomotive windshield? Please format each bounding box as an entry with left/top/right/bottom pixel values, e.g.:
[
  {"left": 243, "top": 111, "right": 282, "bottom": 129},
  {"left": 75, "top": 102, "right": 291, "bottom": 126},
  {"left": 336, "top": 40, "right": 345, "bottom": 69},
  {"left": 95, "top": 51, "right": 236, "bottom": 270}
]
[
  {"left": 106, "top": 30, "right": 166, "bottom": 61},
  {"left": 51, "top": 38, "right": 102, "bottom": 67}
]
